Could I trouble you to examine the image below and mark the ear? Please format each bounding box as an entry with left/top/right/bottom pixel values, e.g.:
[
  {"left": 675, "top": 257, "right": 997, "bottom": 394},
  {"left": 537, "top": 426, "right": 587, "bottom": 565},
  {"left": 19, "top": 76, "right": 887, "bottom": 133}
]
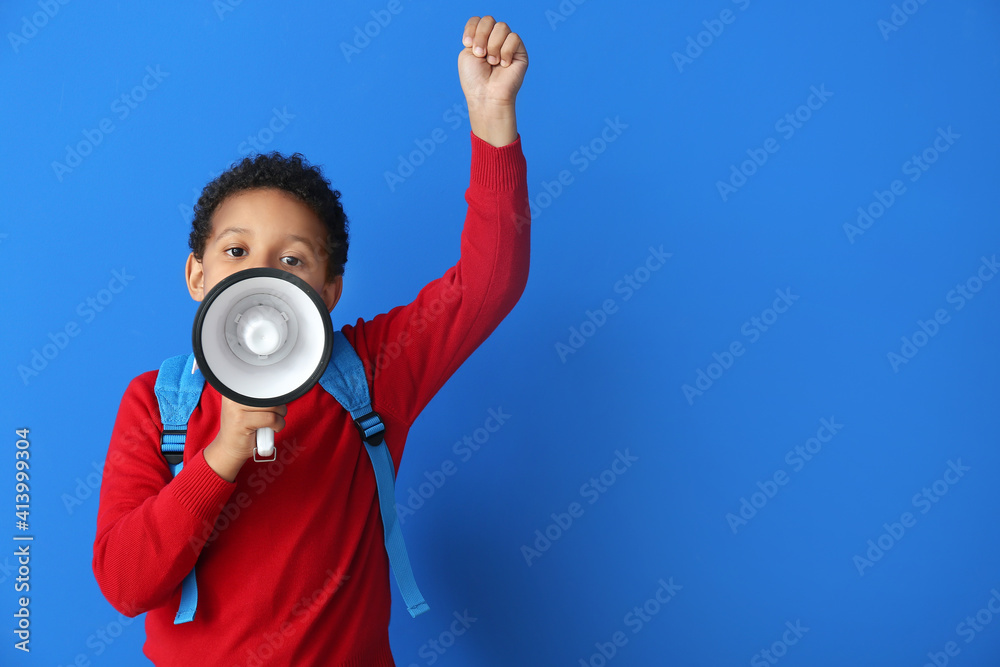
[
  {"left": 321, "top": 275, "right": 343, "bottom": 312},
  {"left": 185, "top": 252, "right": 206, "bottom": 301}
]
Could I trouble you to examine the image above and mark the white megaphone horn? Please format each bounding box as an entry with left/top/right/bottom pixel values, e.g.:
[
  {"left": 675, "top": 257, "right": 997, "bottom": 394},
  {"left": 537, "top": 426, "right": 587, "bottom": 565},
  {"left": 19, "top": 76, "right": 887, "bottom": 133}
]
[{"left": 192, "top": 267, "right": 333, "bottom": 461}]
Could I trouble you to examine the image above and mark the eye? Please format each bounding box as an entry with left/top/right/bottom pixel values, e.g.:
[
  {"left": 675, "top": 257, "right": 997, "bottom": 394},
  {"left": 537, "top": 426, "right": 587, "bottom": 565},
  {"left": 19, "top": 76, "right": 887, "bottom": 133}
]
[
  {"left": 281, "top": 256, "right": 302, "bottom": 267},
  {"left": 225, "top": 247, "right": 246, "bottom": 258}
]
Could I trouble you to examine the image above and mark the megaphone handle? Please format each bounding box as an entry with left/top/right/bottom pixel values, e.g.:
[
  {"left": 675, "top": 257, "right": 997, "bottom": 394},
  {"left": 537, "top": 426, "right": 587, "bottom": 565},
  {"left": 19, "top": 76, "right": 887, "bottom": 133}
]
[{"left": 255, "top": 427, "right": 275, "bottom": 460}]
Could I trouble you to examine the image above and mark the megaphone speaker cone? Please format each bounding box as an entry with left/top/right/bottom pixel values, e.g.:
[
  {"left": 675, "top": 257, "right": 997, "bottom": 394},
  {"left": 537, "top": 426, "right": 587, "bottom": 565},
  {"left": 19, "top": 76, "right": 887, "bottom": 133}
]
[{"left": 192, "top": 267, "right": 334, "bottom": 408}]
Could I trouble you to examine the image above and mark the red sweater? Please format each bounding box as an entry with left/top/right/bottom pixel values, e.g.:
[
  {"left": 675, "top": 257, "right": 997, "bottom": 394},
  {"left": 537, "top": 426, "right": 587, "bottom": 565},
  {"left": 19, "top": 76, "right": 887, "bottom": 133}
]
[{"left": 92, "top": 131, "right": 530, "bottom": 667}]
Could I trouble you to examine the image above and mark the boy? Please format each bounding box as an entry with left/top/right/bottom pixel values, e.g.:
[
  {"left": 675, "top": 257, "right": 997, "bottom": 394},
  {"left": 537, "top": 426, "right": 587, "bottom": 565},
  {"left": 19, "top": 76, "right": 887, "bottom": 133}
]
[{"left": 92, "top": 16, "right": 529, "bottom": 666}]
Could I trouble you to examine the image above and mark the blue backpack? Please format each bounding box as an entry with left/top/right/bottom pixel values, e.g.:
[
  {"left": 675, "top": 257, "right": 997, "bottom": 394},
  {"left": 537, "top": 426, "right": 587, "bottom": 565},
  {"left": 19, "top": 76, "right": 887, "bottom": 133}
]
[{"left": 153, "top": 330, "right": 429, "bottom": 624}]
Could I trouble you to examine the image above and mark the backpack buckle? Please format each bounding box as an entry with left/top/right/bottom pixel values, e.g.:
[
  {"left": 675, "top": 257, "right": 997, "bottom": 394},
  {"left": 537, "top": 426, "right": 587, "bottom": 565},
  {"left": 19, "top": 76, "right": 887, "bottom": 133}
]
[
  {"left": 161, "top": 429, "right": 186, "bottom": 466},
  {"left": 353, "top": 411, "right": 385, "bottom": 447},
  {"left": 163, "top": 451, "right": 184, "bottom": 466}
]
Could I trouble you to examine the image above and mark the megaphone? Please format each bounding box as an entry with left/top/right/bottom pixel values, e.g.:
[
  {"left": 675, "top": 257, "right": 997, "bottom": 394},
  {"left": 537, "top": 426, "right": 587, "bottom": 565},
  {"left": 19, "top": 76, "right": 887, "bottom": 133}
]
[{"left": 192, "top": 267, "right": 333, "bottom": 461}]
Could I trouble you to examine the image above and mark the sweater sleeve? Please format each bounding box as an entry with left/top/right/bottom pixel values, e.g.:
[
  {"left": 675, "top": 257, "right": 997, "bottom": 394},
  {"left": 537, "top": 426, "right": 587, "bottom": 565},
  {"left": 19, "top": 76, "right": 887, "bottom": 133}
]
[
  {"left": 348, "top": 130, "right": 531, "bottom": 428},
  {"left": 92, "top": 372, "right": 238, "bottom": 616}
]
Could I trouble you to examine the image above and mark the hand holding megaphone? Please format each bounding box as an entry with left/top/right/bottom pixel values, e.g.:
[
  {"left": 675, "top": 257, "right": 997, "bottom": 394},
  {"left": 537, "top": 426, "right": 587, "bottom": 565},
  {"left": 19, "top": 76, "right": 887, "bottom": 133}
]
[
  {"left": 201, "top": 398, "right": 288, "bottom": 482},
  {"left": 193, "top": 267, "right": 333, "bottom": 464},
  {"left": 209, "top": 395, "right": 287, "bottom": 463}
]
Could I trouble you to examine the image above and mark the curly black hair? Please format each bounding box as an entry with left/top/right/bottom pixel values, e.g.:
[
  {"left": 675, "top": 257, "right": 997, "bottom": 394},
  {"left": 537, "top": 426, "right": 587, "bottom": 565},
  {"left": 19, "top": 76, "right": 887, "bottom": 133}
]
[{"left": 188, "top": 152, "right": 349, "bottom": 280}]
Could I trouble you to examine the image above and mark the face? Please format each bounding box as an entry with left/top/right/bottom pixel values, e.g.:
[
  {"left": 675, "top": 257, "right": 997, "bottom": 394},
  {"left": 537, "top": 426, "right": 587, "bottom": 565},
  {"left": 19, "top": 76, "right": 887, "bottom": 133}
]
[{"left": 185, "top": 187, "right": 343, "bottom": 312}]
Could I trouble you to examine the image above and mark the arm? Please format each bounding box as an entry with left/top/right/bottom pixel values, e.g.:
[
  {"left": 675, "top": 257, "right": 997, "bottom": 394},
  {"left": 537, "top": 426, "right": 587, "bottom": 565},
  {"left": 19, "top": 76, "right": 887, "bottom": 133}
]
[
  {"left": 92, "top": 374, "right": 238, "bottom": 616},
  {"left": 344, "top": 16, "right": 530, "bottom": 430}
]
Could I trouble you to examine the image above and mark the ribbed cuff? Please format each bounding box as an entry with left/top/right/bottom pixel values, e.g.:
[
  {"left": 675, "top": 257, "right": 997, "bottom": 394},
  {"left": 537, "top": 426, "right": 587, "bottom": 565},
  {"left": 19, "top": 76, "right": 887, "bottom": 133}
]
[
  {"left": 168, "top": 449, "right": 238, "bottom": 521},
  {"left": 470, "top": 130, "right": 527, "bottom": 192}
]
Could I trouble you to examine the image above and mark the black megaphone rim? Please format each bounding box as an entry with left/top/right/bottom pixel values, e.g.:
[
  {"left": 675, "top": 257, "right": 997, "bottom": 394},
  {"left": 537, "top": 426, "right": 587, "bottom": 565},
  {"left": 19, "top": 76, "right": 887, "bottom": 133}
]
[{"left": 191, "top": 267, "right": 334, "bottom": 408}]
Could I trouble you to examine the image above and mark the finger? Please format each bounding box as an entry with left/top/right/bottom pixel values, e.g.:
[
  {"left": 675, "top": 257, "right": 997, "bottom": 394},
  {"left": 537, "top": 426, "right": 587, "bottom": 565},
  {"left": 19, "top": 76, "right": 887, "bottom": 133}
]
[
  {"left": 462, "top": 16, "right": 479, "bottom": 48},
  {"left": 264, "top": 406, "right": 287, "bottom": 431},
  {"left": 241, "top": 404, "right": 279, "bottom": 414},
  {"left": 486, "top": 21, "right": 510, "bottom": 65},
  {"left": 246, "top": 411, "right": 285, "bottom": 433},
  {"left": 472, "top": 15, "right": 496, "bottom": 57},
  {"left": 499, "top": 31, "right": 523, "bottom": 67},
  {"left": 237, "top": 401, "right": 285, "bottom": 411},
  {"left": 225, "top": 395, "right": 268, "bottom": 412}
]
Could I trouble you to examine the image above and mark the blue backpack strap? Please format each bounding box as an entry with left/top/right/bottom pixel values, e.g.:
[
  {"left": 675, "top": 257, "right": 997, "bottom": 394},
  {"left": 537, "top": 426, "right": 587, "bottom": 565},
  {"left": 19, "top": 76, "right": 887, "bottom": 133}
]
[
  {"left": 153, "top": 353, "right": 205, "bottom": 624},
  {"left": 319, "top": 331, "right": 430, "bottom": 617}
]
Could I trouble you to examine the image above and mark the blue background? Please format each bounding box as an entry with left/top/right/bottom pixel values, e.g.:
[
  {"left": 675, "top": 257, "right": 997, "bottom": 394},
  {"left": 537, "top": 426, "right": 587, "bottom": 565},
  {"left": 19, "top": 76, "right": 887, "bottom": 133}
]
[{"left": 2, "top": 0, "right": 999, "bottom": 665}]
